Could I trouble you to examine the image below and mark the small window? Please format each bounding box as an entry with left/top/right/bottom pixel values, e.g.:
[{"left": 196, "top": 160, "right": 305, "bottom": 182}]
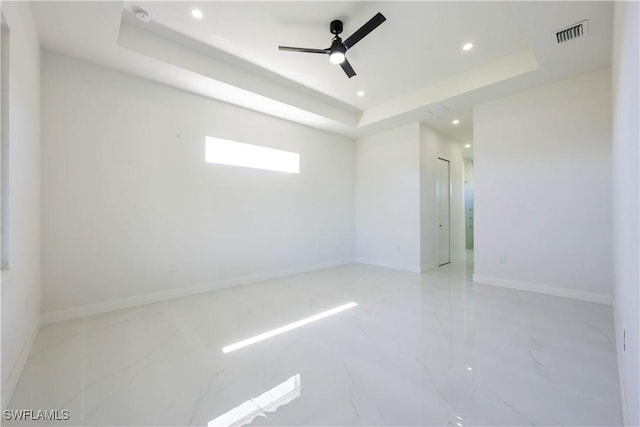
[
  {"left": 205, "top": 137, "right": 299, "bottom": 174},
  {"left": 1, "top": 13, "right": 10, "bottom": 270}
]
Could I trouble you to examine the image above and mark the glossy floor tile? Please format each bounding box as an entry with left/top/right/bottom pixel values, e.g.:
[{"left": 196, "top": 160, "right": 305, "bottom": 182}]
[{"left": 6, "top": 255, "right": 622, "bottom": 426}]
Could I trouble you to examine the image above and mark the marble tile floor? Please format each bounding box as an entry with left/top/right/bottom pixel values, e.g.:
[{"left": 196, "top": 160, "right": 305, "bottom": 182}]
[{"left": 6, "top": 256, "right": 622, "bottom": 426}]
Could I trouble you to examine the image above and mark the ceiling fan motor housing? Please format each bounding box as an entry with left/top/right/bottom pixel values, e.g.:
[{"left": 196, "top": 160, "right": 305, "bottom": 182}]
[{"left": 330, "top": 20, "right": 344, "bottom": 35}]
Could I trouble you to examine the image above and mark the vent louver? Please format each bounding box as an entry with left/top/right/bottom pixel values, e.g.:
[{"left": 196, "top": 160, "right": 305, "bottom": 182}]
[{"left": 556, "top": 20, "right": 588, "bottom": 44}]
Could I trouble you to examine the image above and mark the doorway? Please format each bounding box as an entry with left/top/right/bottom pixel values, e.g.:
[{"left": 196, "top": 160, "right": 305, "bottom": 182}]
[{"left": 437, "top": 158, "right": 450, "bottom": 266}]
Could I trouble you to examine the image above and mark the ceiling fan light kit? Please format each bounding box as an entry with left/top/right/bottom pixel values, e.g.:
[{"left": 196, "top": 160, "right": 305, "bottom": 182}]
[
  {"left": 278, "top": 12, "right": 386, "bottom": 78},
  {"left": 329, "top": 42, "right": 346, "bottom": 64}
]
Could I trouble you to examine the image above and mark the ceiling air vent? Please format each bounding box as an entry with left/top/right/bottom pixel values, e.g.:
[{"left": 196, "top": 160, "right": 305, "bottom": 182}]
[{"left": 556, "top": 20, "right": 588, "bottom": 44}]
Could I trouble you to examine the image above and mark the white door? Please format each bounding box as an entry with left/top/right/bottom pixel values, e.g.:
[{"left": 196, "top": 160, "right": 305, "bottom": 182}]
[
  {"left": 464, "top": 161, "right": 474, "bottom": 249},
  {"left": 437, "top": 158, "right": 451, "bottom": 266}
]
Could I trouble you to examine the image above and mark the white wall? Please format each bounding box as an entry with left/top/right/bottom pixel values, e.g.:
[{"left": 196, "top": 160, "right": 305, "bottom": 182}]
[
  {"left": 611, "top": 1, "right": 639, "bottom": 425},
  {"left": 0, "top": 2, "right": 41, "bottom": 408},
  {"left": 419, "top": 125, "right": 465, "bottom": 270},
  {"left": 41, "top": 53, "right": 355, "bottom": 315},
  {"left": 355, "top": 123, "right": 421, "bottom": 272},
  {"left": 474, "top": 69, "right": 613, "bottom": 304}
]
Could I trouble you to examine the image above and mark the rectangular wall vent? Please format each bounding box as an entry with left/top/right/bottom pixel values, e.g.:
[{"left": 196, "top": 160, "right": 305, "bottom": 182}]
[{"left": 556, "top": 20, "right": 588, "bottom": 44}]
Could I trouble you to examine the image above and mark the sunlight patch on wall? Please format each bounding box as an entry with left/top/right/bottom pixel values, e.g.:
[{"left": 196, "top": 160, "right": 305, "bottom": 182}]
[{"left": 206, "top": 136, "right": 299, "bottom": 174}]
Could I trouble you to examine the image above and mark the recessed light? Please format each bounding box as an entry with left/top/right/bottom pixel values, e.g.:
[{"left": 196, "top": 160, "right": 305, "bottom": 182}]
[
  {"left": 465, "top": 144, "right": 471, "bottom": 148},
  {"left": 467, "top": 366, "right": 473, "bottom": 371},
  {"left": 452, "top": 119, "right": 460, "bottom": 125},
  {"left": 357, "top": 91, "right": 365, "bottom": 97},
  {"left": 462, "top": 42, "right": 473, "bottom": 51},
  {"left": 191, "top": 9, "right": 204, "bottom": 19}
]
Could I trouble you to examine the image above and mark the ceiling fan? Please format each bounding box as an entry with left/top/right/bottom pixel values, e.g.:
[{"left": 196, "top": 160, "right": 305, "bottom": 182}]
[{"left": 278, "top": 12, "right": 386, "bottom": 78}]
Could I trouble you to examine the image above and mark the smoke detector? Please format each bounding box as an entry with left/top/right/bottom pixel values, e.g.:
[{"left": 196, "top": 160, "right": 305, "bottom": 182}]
[{"left": 134, "top": 8, "right": 151, "bottom": 24}]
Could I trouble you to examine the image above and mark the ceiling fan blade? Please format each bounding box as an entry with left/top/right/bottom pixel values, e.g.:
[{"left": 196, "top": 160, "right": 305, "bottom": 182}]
[
  {"left": 343, "top": 12, "right": 386, "bottom": 50},
  {"left": 340, "top": 58, "right": 356, "bottom": 78},
  {"left": 278, "top": 46, "right": 329, "bottom": 54}
]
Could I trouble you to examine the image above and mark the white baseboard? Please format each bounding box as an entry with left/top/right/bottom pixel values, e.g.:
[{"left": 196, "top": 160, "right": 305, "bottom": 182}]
[
  {"left": 41, "top": 258, "right": 354, "bottom": 324},
  {"left": 472, "top": 274, "right": 613, "bottom": 305},
  {"left": 355, "top": 258, "right": 421, "bottom": 273},
  {"left": 2, "top": 314, "right": 42, "bottom": 409}
]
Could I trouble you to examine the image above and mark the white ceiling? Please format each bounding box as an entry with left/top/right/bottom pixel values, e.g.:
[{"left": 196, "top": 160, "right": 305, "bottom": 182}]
[
  {"left": 30, "top": 1, "right": 613, "bottom": 156},
  {"left": 129, "top": 2, "right": 528, "bottom": 109}
]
